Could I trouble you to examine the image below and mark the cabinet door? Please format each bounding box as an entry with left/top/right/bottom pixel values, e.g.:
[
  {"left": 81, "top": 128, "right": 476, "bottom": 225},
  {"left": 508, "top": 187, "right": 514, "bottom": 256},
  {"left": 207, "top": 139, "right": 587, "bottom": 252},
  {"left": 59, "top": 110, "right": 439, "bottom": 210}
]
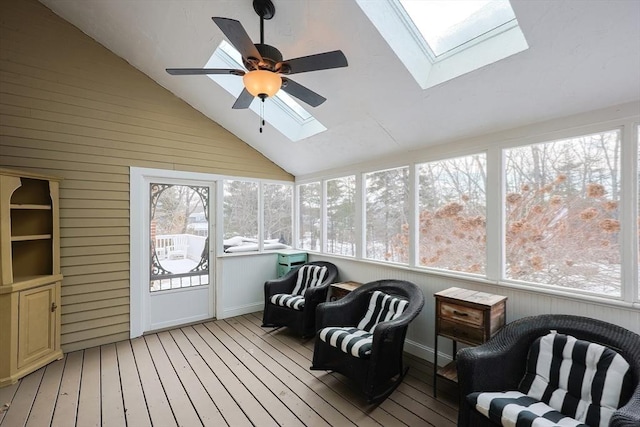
[{"left": 17, "top": 283, "right": 56, "bottom": 369}]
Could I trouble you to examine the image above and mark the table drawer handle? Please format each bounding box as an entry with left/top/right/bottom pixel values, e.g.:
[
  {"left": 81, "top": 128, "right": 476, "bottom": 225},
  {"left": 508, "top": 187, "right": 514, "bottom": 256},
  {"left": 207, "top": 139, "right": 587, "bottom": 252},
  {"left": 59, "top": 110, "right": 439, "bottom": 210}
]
[{"left": 453, "top": 310, "right": 468, "bottom": 317}]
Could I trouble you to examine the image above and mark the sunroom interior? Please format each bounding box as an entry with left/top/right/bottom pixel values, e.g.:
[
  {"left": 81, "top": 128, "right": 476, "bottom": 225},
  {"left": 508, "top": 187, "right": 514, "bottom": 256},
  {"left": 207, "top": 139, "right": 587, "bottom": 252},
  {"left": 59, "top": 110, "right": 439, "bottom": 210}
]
[{"left": 0, "top": 0, "right": 639, "bottom": 425}]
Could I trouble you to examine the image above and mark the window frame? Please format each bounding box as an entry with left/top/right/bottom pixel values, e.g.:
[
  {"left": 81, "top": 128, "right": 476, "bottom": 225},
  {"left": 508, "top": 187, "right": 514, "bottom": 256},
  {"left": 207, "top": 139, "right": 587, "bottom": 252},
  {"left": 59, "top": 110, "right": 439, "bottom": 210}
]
[
  {"left": 219, "top": 178, "right": 294, "bottom": 256},
  {"left": 294, "top": 112, "right": 640, "bottom": 306}
]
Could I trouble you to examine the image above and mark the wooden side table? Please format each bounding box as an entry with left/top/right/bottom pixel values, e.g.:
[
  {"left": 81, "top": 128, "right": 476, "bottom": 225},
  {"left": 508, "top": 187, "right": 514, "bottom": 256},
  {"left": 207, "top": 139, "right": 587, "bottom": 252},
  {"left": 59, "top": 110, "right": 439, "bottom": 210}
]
[
  {"left": 329, "top": 281, "right": 362, "bottom": 301},
  {"left": 433, "top": 287, "right": 507, "bottom": 398}
]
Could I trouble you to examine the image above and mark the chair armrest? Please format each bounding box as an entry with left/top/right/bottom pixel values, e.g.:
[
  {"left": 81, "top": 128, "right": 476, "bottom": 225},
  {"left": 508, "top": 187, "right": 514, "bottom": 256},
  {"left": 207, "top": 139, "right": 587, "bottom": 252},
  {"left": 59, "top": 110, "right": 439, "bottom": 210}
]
[
  {"left": 304, "top": 282, "right": 330, "bottom": 304},
  {"left": 264, "top": 271, "right": 297, "bottom": 297},
  {"left": 612, "top": 383, "right": 640, "bottom": 426},
  {"left": 316, "top": 294, "right": 367, "bottom": 329},
  {"left": 457, "top": 342, "right": 529, "bottom": 394}
]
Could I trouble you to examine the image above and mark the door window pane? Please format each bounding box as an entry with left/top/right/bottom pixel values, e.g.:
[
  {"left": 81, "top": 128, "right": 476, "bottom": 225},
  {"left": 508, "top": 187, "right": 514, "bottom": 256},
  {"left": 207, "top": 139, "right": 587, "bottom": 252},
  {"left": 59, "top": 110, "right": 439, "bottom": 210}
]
[
  {"left": 298, "top": 182, "right": 321, "bottom": 251},
  {"left": 418, "top": 154, "right": 486, "bottom": 274},
  {"left": 365, "top": 167, "right": 410, "bottom": 263},
  {"left": 263, "top": 183, "right": 293, "bottom": 249},
  {"left": 327, "top": 176, "right": 356, "bottom": 256},
  {"left": 150, "top": 184, "right": 209, "bottom": 291},
  {"left": 504, "top": 130, "right": 621, "bottom": 296}
]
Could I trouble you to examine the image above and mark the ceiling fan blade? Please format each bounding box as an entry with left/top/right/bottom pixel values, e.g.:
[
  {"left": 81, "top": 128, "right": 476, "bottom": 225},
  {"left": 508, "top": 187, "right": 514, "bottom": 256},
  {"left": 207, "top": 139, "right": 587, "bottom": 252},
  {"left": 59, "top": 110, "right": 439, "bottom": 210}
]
[
  {"left": 166, "top": 68, "right": 245, "bottom": 76},
  {"left": 281, "top": 78, "right": 326, "bottom": 107},
  {"left": 280, "top": 50, "right": 348, "bottom": 75},
  {"left": 232, "top": 88, "right": 254, "bottom": 109},
  {"left": 212, "top": 17, "right": 262, "bottom": 62}
]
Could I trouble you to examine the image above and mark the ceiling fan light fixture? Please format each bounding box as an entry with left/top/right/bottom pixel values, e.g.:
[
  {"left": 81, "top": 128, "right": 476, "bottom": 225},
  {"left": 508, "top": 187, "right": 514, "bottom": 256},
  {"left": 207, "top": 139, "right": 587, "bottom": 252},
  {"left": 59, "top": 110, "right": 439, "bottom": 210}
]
[{"left": 243, "top": 69, "right": 282, "bottom": 98}]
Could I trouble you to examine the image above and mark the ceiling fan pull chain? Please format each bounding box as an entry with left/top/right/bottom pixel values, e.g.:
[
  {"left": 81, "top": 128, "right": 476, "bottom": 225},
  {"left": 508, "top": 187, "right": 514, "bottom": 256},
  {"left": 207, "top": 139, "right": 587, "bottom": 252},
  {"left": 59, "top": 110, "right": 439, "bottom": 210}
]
[{"left": 259, "top": 98, "right": 264, "bottom": 133}]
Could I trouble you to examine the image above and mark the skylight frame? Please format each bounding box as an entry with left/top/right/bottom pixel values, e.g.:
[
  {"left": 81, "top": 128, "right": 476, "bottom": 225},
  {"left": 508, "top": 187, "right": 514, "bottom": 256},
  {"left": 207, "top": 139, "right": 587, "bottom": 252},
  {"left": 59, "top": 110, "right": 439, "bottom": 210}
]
[
  {"left": 397, "top": 0, "right": 519, "bottom": 59},
  {"left": 356, "top": 0, "right": 528, "bottom": 90},
  {"left": 205, "top": 41, "right": 326, "bottom": 141}
]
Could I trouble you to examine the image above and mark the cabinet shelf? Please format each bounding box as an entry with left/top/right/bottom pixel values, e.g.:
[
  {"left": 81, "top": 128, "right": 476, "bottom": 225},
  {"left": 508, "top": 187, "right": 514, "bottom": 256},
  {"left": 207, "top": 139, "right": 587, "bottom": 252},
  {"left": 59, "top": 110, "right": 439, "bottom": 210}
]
[
  {"left": 10, "top": 204, "right": 52, "bottom": 210},
  {"left": 436, "top": 360, "right": 458, "bottom": 383},
  {"left": 11, "top": 234, "right": 52, "bottom": 242}
]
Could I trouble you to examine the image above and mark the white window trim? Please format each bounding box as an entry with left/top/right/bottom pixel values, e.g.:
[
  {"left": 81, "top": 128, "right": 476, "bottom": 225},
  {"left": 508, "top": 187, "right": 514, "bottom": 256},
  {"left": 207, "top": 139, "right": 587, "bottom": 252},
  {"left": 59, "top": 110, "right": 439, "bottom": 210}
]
[{"left": 294, "top": 102, "right": 640, "bottom": 307}]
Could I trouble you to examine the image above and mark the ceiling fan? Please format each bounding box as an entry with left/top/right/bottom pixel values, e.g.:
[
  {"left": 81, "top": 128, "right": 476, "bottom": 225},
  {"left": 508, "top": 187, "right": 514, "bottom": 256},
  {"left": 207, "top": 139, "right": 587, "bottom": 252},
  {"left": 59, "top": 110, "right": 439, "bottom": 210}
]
[{"left": 166, "top": 0, "right": 348, "bottom": 110}]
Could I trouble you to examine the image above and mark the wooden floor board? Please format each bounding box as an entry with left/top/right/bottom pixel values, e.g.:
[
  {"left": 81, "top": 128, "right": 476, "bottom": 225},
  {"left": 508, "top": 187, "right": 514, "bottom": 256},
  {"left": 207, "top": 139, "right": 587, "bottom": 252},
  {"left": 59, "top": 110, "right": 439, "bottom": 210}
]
[
  {"left": 0, "top": 381, "right": 19, "bottom": 424},
  {"left": 195, "top": 322, "right": 304, "bottom": 426},
  {"left": 156, "top": 330, "right": 226, "bottom": 427},
  {"left": 51, "top": 351, "right": 83, "bottom": 427},
  {"left": 181, "top": 325, "right": 278, "bottom": 427},
  {"left": 0, "top": 366, "right": 44, "bottom": 427},
  {"left": 169, "top": 328, "right": 252, "bottom": 427},
  {"left": 220, "top": 318, "right": 351, "bottom": 427},
  {"left": 115, "top": 340, "right": 152, "bottom": 427},
  {"left": 76, "top": 346, "right": 101, "bottom": 427},
  {"left": 143, "top": 334, "right": 202, "bottom": 427},
  {"left": 0, "top": 313, "right": 458, "bottom": 426},
  {"left": 100, "top": 343, "right": 125, "bottom": 427},
  {"left": 129, "top": 337, "right": 177, "bottom": 427},
  {"left": 24, "top": 357, "right": 64, "bottom": 427}
]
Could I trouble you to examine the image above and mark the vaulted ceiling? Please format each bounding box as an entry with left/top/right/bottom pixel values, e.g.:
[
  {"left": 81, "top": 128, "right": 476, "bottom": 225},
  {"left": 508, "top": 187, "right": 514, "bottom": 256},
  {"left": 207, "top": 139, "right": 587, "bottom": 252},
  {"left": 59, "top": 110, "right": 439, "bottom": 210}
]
[{"left": 39, "top": 0, "right": 640, "bottom": 176}]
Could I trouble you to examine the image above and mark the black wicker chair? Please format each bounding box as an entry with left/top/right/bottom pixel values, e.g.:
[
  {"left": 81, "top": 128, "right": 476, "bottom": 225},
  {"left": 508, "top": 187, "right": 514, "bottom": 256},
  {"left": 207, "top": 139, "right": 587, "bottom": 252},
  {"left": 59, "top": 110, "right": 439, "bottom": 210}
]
[
  {"left": 310, "top": 279, "right": 425, "bottom": 403},
  {"left": 262, "top": 261, "right": 338, "bottom": 337},
  {"left": 457, "top": 314, "right": 640, "bottom": 427}
]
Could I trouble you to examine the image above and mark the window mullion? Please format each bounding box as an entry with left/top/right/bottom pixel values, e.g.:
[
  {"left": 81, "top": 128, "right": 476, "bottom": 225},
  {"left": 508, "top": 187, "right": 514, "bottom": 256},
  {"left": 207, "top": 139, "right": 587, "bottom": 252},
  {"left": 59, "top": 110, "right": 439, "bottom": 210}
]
[{"left": 485, "top": 146, "right": 503, "bottom": 282}]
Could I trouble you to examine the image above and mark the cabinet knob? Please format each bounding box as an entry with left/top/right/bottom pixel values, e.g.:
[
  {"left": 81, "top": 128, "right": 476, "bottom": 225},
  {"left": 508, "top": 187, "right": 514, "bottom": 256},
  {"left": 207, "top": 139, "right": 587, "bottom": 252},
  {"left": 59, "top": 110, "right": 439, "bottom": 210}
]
[{"left": 51, "top": 302, "right": 57, "bottom": 312}]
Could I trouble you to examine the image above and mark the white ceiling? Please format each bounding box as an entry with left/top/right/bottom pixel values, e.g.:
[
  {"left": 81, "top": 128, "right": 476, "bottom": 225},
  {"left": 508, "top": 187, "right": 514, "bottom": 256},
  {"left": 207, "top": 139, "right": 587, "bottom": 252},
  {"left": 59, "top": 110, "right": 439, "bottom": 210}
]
[{"left": 40, "top": 0, "right": 640, "bottom": 177}]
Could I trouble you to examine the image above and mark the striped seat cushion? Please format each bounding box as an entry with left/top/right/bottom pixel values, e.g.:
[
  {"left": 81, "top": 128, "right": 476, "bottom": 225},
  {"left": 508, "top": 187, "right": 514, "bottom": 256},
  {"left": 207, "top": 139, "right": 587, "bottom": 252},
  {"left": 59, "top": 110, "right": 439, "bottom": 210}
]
[
  {"left": 291, "top": 265, "right": 328, "bottom": 296},
  {"left": 519, "top": 332, "right": 632, "bottom": 427},
  {"left": 467, "top": 331, "right": 632, "bottom": 427},
  {"left": 269, "top": 265, "right": 328, "bottom": 312},
  {"left": 270, "top": 294, "right": 305, "bottom": 310},
  {"left": 357, "top": 290, "right": 408, "bottom": 333},
  {"left": 467, "top": 391, "right": 589, "bottom": 427},
  {"left": 319, "top": 327, "right": 373, "bottom": 358},
  {"left": 317, "top": 291, "right": 409, "bottom": 359}
]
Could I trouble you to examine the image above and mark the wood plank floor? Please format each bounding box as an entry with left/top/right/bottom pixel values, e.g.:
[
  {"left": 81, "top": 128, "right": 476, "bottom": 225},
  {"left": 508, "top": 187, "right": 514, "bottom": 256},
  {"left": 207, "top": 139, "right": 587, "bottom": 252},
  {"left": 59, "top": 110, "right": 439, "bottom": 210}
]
[{"left": 0, "top": 313, "right": 458, "bottom": 427}]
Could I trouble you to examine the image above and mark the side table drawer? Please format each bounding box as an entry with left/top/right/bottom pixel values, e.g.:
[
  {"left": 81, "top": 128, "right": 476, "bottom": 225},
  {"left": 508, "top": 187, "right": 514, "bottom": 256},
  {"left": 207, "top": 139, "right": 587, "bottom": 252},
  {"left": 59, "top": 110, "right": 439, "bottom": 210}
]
[
  {"left": 439, "top": 319, "right": 484, "bottom": 345},
  {"left": 440, "top": 301, "right": 484, "bottom": 327}
]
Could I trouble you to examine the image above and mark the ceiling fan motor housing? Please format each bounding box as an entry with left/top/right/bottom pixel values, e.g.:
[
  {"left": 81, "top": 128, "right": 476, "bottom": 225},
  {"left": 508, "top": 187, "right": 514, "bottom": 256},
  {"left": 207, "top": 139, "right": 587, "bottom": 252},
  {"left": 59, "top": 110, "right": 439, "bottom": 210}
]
[{"left": 244, "top": 43, "right": 285, "bottom": 73}]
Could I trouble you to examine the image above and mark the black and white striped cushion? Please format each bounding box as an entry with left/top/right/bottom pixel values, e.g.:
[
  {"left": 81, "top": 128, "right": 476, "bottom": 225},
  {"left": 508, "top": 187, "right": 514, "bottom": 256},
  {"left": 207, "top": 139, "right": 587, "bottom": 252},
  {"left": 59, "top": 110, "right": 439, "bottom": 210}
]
[
  {"left": 319, "top": 327, "right": 373, "bottom": 358},
  {"left": 270, "top": 294, "right": 305, "bottom": 310},
  {"left": 291, "top": 265, "right": 328, "bottom": 296},
  {"left": 357, "top": 290, "right": 408, "bottom": 333},
  {"left": 519, "top": 332, "right": 632, "bottom": 427},
  {"left": 468, "top": 391, "right": 589, "bottom": 427}
]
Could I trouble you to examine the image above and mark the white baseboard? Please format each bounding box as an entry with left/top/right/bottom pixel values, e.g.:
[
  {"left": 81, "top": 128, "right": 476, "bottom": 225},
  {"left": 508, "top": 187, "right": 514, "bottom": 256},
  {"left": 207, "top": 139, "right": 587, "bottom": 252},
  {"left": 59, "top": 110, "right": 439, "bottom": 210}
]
[
  {"left": 220, "top": 302, "right": 264, "bottom": 319},
  {"left": 404, "top": 338, "right": 453, "bottom": 367}
]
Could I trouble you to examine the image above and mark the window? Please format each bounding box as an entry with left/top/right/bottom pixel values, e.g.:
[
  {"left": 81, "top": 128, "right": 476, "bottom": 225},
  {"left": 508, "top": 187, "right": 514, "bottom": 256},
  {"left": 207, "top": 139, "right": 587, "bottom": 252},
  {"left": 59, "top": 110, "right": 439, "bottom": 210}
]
[
  {"left": 399, "top": 0, "right": 517, "bottom": 57},
  {"left": 417, "top": 154, "right": 487, "bottom": 274},
  {"left": 365, "top": 167, "right": 410, "bottom": 263},
  {"left": 326, "top": 176, "right": 356, "bottom": 256},
  {"left": 223, "top": 180, "right": 258, "bottom": 251},
  {"left": 299, "top": 182, "right": 321, "bottom": 251},
  {"left": 263, "top": 183, "right": 293, "bottom": 247},
  {"left": 150, "top": 183, "right": 209, "bottom": 291},
  {"left": 504, "top": 130, "right": 621, "bottom": 296}
]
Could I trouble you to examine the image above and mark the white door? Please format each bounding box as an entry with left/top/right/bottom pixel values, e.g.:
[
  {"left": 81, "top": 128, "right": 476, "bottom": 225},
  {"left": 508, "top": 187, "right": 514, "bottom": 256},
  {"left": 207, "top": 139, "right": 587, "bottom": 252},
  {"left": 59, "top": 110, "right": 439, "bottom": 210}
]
[{"left": 130, "top": 168, "right": 215, "bottom": 337}]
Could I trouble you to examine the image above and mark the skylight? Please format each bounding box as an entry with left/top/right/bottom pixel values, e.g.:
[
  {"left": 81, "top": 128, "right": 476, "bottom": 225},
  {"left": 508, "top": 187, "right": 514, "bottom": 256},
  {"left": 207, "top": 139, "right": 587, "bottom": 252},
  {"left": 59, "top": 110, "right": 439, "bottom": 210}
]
[
  {"left": 399, "top": 0, "right": 517, "bottom": 57},
  {"left": 204, "top": 41, "right": 325, "bottom": 141},
  {"left": 356, "top": 0, "right": 528, "bottom": 89}
]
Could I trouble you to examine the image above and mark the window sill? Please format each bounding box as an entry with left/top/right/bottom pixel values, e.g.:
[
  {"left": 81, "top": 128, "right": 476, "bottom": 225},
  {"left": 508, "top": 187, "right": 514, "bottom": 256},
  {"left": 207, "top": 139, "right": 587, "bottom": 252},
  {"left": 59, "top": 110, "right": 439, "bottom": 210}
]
[{"left": 307, "top": 252, "right": 640, "bottom": 310}]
